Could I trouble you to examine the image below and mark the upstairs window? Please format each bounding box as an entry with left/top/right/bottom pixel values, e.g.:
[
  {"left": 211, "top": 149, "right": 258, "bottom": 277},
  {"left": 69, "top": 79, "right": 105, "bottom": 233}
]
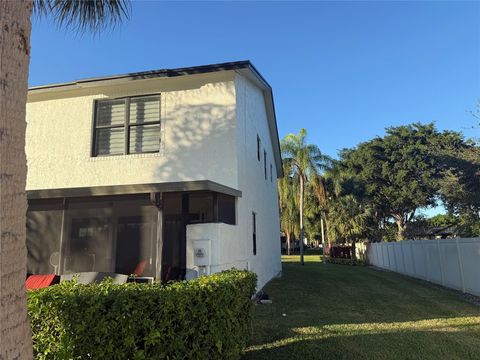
[
  {"left": 264, "top": 150, "right": 267, "bottom": 180},
  {"left": 252, "top": 212, "right": 257, "bottom": 255},
  {"left": 257, "top": 135, "right": 261, "bottom": 161},
  {"left": 93, "top": 95, "right": 161, "bottom": 156}
]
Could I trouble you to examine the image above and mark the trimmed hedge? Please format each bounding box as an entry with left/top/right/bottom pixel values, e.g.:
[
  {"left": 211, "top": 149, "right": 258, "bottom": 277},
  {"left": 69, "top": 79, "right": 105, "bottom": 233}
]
[
  {"left": 326, "top": 257, "right": 366, "bottom": 266},
  {"left": 28, "top": 270, "right": 257, "bottom": 360}
]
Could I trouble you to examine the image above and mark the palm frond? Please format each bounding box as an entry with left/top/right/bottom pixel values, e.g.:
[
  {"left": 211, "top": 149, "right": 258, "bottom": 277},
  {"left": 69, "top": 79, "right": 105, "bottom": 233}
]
[{"left": 34, "top": 0, "right": 130, "bottom": 33}]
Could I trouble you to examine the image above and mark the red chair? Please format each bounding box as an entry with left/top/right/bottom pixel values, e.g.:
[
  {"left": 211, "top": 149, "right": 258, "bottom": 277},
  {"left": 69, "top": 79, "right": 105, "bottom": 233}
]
[
  {"left": 25, "top": 274, "right": 57, "bottom": 290},
  {"left": 132, "top": 260, "right": 147, "bottom": 276}
]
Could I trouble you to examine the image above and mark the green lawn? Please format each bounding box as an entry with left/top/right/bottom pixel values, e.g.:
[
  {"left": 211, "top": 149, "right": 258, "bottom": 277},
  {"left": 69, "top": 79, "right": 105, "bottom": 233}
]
[{"left": 244, "top": 255, "right": 480, "bottom": 360}]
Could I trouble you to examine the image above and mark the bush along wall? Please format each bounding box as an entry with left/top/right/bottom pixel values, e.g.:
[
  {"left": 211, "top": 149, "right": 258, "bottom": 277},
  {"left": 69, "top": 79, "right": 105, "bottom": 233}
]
[
  {"left": 28, "top": 270, "right": 257, "bottom": 360},
  {"left": 326, "top": 257, "right": 366, "bottom": 266}
]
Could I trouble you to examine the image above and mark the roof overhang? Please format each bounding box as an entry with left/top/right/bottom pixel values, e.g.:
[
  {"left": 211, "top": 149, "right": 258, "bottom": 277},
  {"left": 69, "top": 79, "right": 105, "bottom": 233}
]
[
  {"left": 28, "top": 60, "right": 283, "bottom": 178},
  {"left": 27, "top": 180, "right": 242, "bottom": 199}
]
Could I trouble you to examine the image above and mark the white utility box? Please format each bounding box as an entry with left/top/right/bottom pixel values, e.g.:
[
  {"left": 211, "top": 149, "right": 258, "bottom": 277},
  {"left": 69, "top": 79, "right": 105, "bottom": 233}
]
[{"left": 193, "top": 239, "right": 211, "bottom": 267}]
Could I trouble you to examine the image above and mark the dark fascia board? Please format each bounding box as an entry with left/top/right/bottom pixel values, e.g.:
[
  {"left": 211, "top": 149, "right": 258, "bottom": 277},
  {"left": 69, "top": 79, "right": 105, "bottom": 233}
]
[
  {"left": 28, "top": 60, "right": 284, "bottom": 178},
  {"left": 27, "top": 180, "right": 242, "bottom": 199},
  {"left": 28, "top": 61, "right": 253, "bottom": 92}
]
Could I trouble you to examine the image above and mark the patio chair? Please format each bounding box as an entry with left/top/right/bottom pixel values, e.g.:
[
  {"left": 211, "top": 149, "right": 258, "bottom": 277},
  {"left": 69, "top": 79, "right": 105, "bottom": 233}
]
[{"left": 25, "top": 274, "right": 59, "bottom": 290}]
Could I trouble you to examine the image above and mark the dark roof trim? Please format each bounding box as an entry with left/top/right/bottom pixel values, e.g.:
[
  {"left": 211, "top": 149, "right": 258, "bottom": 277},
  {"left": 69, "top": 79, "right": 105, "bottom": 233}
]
[
  {"left": 27, "top": 180, "right": 242, "bottom": 199},
  {"left": 29, "top": 61, "right": 253, "bottom": 92}
]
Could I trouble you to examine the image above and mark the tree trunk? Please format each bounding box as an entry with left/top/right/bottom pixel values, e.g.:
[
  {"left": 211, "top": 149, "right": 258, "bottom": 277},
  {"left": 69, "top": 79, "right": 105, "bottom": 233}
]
[
  {"left": 299, "top": 174, "right": 305, "bottom": 265},
  {"left": 0, "top": 1, "right": 34, "bottom": 358},
  {"left": 320, "top": 216, "right": 326, "bottom": 265},
  {"left": 286, "top": 231, "right": 291, "bottom": 255},
  {"left": 395, "top": 216, "right": 407, "bottom": 241}
]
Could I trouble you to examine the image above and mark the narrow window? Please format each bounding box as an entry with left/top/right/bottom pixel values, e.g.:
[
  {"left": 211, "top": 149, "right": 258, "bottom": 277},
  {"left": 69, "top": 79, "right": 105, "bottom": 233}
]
[
  {"left": 257, "top": 135, "right": 261, "bottom": 161},
  {"left": 270, "top": 164, "right": 273, "bottom": 182},
  {"left": 264, "top": 150, "right": 267, "bottom": 180},
  {"left": 93, "top": 95, "right": 161, "bottom": 156},
  {"left": 252, "top": 212, "right": 257, "bottom": 255}
]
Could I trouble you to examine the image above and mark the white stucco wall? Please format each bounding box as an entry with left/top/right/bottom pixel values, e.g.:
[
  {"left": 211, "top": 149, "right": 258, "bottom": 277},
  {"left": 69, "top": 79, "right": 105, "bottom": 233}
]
[
  {"left": 185, "top": 74, "right": 282, "bottom": 290},
  {"left": 186, "top": 223, "right": 248, "bottom": 275},
  {"left": 26, "top": 72, "right": 238, "bottom": 190},
  {"left": 234, "top": 74, "right": 282, "bottom": 289}
]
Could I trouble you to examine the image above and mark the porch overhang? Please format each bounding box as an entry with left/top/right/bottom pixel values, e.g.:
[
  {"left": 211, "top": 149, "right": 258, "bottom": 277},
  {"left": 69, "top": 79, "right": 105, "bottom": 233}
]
[{"left": 27, "top": 180, "right": 242, "bottom": 199}]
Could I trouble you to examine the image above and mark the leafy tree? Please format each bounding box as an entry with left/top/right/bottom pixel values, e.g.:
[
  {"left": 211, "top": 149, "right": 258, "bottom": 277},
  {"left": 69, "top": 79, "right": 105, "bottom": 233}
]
[
  {"left": 0, "top": 1, "right": 128, "bottom": 357},
  {"left": 327, "top": 195, "right": 373, "bottom": 258},
  {"left": 456, "top": 213, "right": 480, "bottom": 237},
  {"left": 427, "top": 214, "right": 458, "bottom": 227},
  {"left": 431, "top": 131, "right": 480, "bottom": 237},
  {"left": 340, "top": 123, "right": 461, "bottom": 241},
  {"left": 281, "top": 128, "right": 331, "bottom": 264},
  {"left": 436, "top": 145, "right": 480, "bottom": 215}
]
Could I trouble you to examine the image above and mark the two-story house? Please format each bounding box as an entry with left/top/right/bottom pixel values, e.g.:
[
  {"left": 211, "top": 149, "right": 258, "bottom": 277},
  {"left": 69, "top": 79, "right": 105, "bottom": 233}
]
[{"left": 25, "top": 61, "right": 282, "bottom": 289}]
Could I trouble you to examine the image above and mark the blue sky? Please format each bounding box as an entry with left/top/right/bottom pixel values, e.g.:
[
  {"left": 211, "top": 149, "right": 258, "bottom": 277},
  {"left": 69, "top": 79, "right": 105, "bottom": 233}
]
[{"left": 30, "top": 1, "right": 480, "bottom": 160}]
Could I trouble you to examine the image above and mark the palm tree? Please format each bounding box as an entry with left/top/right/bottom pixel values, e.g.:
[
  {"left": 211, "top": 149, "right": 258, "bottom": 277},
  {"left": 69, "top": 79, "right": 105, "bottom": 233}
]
[
  {"left": 278, "top": 161, "right": 300, "bottom": 255},
  {"left": 309, "top": 174, "right": 331, "bottom": 258},
  {"left": 281, "top": 128, "right": 331, "bottom": 265},
  {"left": 327, "top": 194, "right": 372, "bottom": 259},
  {"left": 0, "top": 1, "right": 128, "bottom": 357}
]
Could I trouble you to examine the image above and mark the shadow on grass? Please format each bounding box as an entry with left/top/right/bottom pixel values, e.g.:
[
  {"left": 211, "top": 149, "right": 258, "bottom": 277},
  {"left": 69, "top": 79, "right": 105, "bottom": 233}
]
[
  {"left": 244, "top": 326, "right": 480, "bottom": 360},
  {"left": 243, "top": 259, "right": 480, "bottom": 360}
]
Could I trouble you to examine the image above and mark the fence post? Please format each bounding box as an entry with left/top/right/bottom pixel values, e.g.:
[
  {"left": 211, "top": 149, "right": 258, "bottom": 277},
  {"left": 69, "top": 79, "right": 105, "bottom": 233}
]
[
  {"left": 394, "top": 243, "right": 398, "bottom": 272},
  {"left": 401, "top": 241, "right": 406, "bottom": 274},
  {"left": 456, "top": 238, "right": 466, "bottom": 293},
  {"left": 386, "top": 244, "right": 391, "bottom": 269},
  {"left": 437, "top": 239, "right": 445, "bottom": 286},
  {"left": 380, "top": 244, "right": 384, "bottom": 268},
  {"left": 423, "top": 241, "right": 429, "bottom": 281},
  {"left": 410, "top": 241, "right": 416, "bottom": 277}
]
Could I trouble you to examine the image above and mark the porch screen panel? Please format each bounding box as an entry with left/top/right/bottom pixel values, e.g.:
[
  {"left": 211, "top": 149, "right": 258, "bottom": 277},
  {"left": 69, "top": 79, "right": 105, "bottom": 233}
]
[
  {"left": 217, "top": 194, "right": 236, "bottom": 225},
  {"left": 27, "top": 199, "right": 63, "bottom": 275},
  {"left": 115, "top": 203, "right": 157, "bottom": 277},
  {"left": 162, "top": 193, "right": 186, "bottom": 281},
  {"left": 66, "top": 216, "right": 113, "bottom": 273},
  {"left": 63, "top": 200, "right": 114, "bottom": 274},
  {"left": 188, "top": 192, "right": 214, "bottom": 223}
]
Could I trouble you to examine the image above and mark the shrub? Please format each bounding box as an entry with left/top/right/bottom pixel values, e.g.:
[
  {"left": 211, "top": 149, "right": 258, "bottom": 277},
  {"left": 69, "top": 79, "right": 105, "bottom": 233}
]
[
  {"left": 326, "top": 257, "right": 366, "bottom": 266},
  {"left": 329, "top": 244, "right": 354, "bottom": 259},
  {"left": 28, "top": 270, "right": 257, "bottom": 360}
]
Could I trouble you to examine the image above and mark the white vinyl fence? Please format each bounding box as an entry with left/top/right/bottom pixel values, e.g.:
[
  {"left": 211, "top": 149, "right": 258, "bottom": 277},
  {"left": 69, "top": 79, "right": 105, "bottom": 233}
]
[{"left": 367, "top": 238, "right": 480, "bottom": 296}]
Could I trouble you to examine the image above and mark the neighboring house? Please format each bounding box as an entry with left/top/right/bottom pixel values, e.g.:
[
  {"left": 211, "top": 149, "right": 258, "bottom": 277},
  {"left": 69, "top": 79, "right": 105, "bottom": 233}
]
[
  {"left": 25, "top": 61, "right": 282, "bottom": 289},
  {"left": 408, "top": 225, "right": 458, "bottom": 240}
]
